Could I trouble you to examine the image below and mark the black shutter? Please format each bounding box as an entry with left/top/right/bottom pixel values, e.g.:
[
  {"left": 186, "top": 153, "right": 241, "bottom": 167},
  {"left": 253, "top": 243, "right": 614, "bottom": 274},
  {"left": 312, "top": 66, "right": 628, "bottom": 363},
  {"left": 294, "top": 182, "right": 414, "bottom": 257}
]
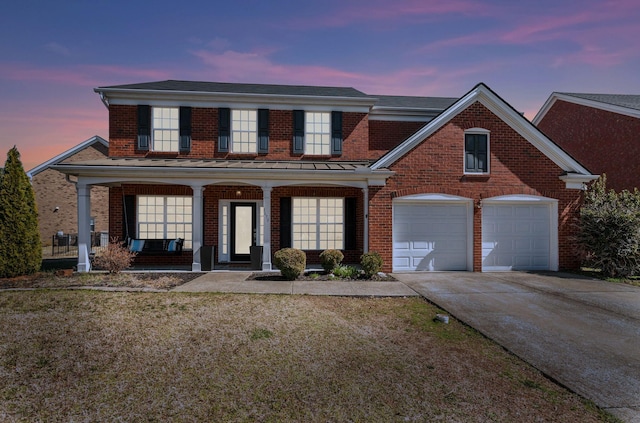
[
  {"left": 331, "top": 111, "right": 343, "bottom": 155},
  {"left": 345, "top": 197, "right": 357, "bottom": 250},
  {"left": 218, "top": 108, "right": 230, "bottom": 153},
  {"left": 137, "top": 105, "right": 150, "bottom": 151},
  {"left": 123, "top": 195, "right": 136, "bottom": 240},
  {"left": 292, "top": 110, "right": 304, "bottom": 154},
  {"left": 280, "top": 197, "right": 292, "bottom": 248},
  {"left": 258, "top": 109, "right": 269, "bottom": 154},
  {"left": 179, "top": 106, "right": 192, "bottom": 153}
]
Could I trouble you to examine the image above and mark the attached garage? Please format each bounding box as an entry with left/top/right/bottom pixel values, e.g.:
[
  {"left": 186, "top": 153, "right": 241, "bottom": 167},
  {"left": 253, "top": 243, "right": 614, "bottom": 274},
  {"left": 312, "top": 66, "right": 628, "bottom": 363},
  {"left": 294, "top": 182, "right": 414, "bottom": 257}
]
[
  {"left": 393, "top": 195, "right": 473, "bottom": 271},
  {"left": 481, "top": 196, "right": 558, "bottom": 271}
]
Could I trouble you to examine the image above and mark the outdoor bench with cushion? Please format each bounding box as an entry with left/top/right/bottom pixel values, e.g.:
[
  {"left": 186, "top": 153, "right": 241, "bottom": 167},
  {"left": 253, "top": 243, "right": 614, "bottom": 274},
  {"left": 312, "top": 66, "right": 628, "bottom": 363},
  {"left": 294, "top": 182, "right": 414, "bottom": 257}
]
[{"left": 127, "top": 238, "right": 184, "bottom": 255}]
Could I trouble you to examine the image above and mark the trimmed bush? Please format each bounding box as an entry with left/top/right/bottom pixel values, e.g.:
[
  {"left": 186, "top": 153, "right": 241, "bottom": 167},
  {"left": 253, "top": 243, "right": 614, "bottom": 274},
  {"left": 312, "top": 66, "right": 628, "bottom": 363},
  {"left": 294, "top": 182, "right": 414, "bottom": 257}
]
[
  {"left": 93, "top": 238, "right": 136, "bottom": 273},
  {"left": 0, "top": 146, "right": 42, "bottom": 278},
  {"left": 361, "top": 251, "right": 383, "bottom": 278},
  {"left": 319, "top": 249, "right": 344, "bottom": 272},
  {"left": 273, "top": 248, "right": 306, "bottom": 280}
]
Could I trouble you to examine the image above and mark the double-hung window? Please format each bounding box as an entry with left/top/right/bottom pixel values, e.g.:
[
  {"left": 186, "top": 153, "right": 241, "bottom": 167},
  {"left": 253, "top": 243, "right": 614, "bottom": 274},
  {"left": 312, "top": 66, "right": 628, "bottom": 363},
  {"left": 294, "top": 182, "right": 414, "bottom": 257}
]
[
  {"left": 305, "top": 112, "right": 331, "bottom": 155},
  {"left": 292, "top": 198, "right": 344, "bottom": 250},
  {"left": 137, "top": 196, "right": 192, "bottom": 249},
  {"left": 152, "top": 107, "right": 179, "bottom": 152},
  {"left": 231, "top": 110, "right": 257, "bottom": 153},
  {"left": 464, "top": 130, "right": 489, "bottom": 174}
]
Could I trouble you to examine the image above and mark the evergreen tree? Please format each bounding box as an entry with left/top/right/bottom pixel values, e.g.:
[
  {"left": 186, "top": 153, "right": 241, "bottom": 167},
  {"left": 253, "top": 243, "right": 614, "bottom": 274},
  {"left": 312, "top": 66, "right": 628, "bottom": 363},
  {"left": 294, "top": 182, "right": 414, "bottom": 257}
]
[{"left": 0, "top": 146, "right": 41, "bottom": 277}]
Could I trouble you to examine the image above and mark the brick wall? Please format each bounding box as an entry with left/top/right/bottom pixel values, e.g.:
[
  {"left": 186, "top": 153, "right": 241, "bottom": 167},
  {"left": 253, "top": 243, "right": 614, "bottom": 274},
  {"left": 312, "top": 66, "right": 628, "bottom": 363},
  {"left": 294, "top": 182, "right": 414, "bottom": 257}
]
[
  {"left": 32, "top": 143, "right": 109, "bottom": 246},
  {"left": 368, "top": 120, "right": 425, "bottom": 160},
  {"left": 109, "top": 106, "right": 371, "bottom": 161},
  {"left": 369, "top": 101, "right": 583, "bottom": 272},
  {"left": 110, "top": 184, "right": 364, "bottom": 267},
  {"left": 537, "top": 100, "right": 640, "bottom": 191}
]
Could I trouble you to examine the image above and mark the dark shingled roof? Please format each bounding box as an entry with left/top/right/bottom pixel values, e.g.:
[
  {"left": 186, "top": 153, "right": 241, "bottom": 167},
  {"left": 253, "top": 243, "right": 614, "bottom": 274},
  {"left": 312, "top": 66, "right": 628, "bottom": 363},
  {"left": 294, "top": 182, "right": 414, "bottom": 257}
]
[
  {"left": 559, "top": 93, "right": 640, "bottom": 111},
  {"left": 97, "top": 80, "right": 370, "bottom": 99},
  {"left": 372, "top": 95, "right": 458, "bottom": 110}
]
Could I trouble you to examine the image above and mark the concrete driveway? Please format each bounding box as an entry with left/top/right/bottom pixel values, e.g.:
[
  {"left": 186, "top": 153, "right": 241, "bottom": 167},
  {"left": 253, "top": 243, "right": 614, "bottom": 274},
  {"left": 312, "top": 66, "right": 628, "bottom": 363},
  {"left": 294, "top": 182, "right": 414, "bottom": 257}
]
[{"left": 394, "top": 271, "right": 640, "bottom": 422}]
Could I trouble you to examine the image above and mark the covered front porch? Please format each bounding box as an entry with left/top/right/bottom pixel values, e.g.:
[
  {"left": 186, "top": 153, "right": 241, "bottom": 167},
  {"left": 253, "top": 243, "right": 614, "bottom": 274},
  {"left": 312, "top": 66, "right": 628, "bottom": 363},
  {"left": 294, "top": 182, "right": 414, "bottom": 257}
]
[{"left": 54, "top": 158, "right": 392, "bottom": 272}]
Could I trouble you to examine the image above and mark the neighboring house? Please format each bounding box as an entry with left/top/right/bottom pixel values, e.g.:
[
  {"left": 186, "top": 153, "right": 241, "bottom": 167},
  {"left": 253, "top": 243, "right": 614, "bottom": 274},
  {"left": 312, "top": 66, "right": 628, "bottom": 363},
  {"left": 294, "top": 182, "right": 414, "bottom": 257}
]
[
  {"left": 54, "top": 80, "right": 596, "bottom": 273},
  {"left": 27, "top": 136, "right": 109, "bottom": 246},
  {"left": 533, "top": 93, "right": 640, "bottom": 192}
]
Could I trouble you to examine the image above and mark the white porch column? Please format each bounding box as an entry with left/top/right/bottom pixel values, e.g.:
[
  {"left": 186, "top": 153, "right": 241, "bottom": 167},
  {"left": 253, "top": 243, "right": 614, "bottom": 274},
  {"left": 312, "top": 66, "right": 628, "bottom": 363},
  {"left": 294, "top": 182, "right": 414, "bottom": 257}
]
[
  {"left": 191, "top": 185, "right": 204, "bottom": 272},
  {"left": 77, "top": 183, "right": 92, "bottom": 272},
  {"left": 363, "top": 187, "right": 369, "bottom": 254},
  {"left": 261, "top": 186, "right": 273, "bottom": 271}
]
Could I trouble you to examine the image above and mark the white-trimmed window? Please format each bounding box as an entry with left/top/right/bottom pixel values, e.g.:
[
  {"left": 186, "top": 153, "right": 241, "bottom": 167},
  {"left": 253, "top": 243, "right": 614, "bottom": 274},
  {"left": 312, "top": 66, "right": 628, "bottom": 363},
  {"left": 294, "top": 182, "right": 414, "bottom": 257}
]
[
  {"left": 305, "top": 112, "right": 331, "bottom": 155},
  {"left": 231, "top": 109, "right": 257, "bottom": 153},
  {"left": 152, "top": 107, "right": 179, "bottom": 152},
  {"left": 292, "top": 197, "right": 344, "bottom": 250},
  {"left": 137, "top": 196, "right": 192, "bottom": 248},
  {"left": 464, "top": 129, "right": 490, "bottom": 174}
]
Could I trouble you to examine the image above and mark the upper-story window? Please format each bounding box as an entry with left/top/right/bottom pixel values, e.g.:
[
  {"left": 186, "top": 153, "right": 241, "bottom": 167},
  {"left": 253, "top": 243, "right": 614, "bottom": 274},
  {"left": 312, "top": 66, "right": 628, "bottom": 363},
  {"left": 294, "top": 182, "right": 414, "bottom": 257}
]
[
  {"left": 305, "top": 112, "right": 331, "bottom": 155},
  {"left": 152, "top": 107, "right": 179, "bottom": 152},
  {"left": 231, "top": 110, "right": 257, "bottom": 154},
  {"left": 464, "top": 129, "right": 489, "bottom": 174},
  {"left": 292, "top": 110, "right": 343, "bottom": 156},
  {"left": 137, "top": 105, "right": 191, "bottom": 153}
]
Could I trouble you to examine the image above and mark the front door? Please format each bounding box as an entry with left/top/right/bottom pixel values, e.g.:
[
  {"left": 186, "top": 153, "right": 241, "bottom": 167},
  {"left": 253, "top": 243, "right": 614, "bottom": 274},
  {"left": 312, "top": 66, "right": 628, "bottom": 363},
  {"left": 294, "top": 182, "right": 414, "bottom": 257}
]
[{"left": 230, "top": 203, "right": 256, "bottom": 261}]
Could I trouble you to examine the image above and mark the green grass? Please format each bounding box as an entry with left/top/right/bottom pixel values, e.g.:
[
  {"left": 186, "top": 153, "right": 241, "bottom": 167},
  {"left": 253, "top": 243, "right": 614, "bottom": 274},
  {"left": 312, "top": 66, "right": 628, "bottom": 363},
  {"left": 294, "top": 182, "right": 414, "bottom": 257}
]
[{"left": 0, "top": 291, "right": 614, "bottom": 422}]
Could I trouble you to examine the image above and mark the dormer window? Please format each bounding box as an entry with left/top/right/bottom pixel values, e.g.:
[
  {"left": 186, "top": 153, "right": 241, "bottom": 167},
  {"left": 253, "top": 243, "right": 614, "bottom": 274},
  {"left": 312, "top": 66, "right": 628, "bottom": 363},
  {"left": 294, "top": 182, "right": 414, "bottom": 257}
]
[{"left": 464, "top": 129, "right": 489, "bottom": 174}]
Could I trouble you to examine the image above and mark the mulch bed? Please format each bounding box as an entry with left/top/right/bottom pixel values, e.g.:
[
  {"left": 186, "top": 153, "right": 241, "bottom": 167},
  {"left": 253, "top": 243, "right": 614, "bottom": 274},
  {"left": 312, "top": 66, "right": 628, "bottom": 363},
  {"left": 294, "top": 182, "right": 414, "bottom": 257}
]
[{"left": 248, "top": 271, "right": 396, "bottom": 282}]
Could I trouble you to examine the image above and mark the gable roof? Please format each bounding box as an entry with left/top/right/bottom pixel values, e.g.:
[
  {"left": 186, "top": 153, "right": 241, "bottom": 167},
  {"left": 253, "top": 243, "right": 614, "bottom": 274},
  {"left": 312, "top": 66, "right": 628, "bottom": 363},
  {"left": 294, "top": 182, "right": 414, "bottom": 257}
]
[
  {"left": 27, "top": 135, "right": 108, "bottom": 178},
  {"left": 371, "top": 83, "right": 595, "bottom": 188},
  {"left": 533, "top": 92, "right": 640, "bottom": 124}
]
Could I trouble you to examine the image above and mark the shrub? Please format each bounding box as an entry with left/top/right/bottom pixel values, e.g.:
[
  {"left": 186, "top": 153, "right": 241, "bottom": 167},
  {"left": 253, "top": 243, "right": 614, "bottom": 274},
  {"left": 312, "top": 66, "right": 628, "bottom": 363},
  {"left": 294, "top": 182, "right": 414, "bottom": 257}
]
[
  {"left": 577, "top": 175, "right": 640, "bottom": 278},
  {"left": 332, "top": 264, "right": 360, "bottom": 279},
  {"left": 319, "top": 249, "right": 344, "bottom": 272},
  {"left": 0, "top": 146, "right": 41, "bottom": 278},
  {"left": 361, "top": 251, "right": 383, "bottom": 278},
  {"left": 93, "top": 238, "right": 136, "bottom": 273},
  {"left": 273, "top": 248, "right": 306, "bottom": 280}
]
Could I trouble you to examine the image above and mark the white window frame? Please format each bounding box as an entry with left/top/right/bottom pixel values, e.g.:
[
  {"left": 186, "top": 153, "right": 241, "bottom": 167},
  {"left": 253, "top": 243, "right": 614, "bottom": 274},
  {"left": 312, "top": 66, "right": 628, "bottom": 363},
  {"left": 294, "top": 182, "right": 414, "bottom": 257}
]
[
  {"left": 292, "top": 197, "right": 344, "bottom": 250},
  {"left": 152, "top": 107, "right": 179, "bottom": 152},
  {"left": 304, "top": 112, "right": 331, "bottom": 155},
  {"left": 137, "top": 195, "right": 192, "bottom": 249},
  {"left": 463, "top": 128, "right": 490, "bottom": 175},
  {"left": 231, "top": 109, "right": 257, "bottom": 153}
]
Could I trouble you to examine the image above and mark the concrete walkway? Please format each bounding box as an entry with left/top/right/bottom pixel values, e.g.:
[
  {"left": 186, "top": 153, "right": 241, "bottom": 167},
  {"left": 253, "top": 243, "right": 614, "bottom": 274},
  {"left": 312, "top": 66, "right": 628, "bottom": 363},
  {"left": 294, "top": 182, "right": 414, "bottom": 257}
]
[
  {"left": 394, "top": 271, "right": 640, "bottom": 423},
  {"left": 172, "top": 271, "right": 419, "bottom": 297}
]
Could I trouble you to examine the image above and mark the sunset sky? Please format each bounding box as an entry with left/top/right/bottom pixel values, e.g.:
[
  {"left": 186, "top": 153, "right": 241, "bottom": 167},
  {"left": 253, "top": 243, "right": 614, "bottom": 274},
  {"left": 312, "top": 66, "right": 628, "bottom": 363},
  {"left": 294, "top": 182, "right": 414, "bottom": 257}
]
[{"left": 1, "top": 0, "right": 639, "bottom": 171}]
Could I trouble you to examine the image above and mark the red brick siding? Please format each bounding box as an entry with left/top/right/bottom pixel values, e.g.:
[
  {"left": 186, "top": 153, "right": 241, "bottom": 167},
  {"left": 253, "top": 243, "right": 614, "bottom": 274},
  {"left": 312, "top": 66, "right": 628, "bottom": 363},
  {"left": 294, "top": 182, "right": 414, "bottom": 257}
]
[
  {"left": 368, "top": 120, "right": 425, "bottom": 160},
  {"left": 369, "top": 102, "right": 583, "bottom": 272},
  {"left": 537, "top": 100, "right": 640, "bottom": 191},
  {"left": 109, "top": 184, "right": 364, "bottom": 267},
  {"left": 109, "top": 106, "right": 371, "bottom": 161}
]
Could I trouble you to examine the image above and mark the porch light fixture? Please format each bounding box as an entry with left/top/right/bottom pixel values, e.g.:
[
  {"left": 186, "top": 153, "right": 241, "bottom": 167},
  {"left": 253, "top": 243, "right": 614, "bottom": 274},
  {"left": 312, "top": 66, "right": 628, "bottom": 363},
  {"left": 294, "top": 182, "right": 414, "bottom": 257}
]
[{"left": 236, "top": 190, "right": 242, "bottom": 197}]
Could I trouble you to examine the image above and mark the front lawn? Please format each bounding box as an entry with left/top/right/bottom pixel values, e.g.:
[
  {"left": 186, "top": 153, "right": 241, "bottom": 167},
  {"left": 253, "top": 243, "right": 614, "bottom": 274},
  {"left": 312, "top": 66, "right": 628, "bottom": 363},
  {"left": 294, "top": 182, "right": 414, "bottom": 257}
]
[{"left": 0, "top": 290, "right": 614, "bottom": 422}]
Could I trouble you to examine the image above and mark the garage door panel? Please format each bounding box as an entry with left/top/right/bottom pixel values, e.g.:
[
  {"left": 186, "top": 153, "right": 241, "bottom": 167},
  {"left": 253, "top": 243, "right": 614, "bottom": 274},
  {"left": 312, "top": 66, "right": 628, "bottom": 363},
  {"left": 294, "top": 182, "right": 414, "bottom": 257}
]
[
  {"left": 482, "top": 203, "right": 551, "bottom": 271},
  {"left": 393, "top": 203, "right": 469, "bottom": 271}
]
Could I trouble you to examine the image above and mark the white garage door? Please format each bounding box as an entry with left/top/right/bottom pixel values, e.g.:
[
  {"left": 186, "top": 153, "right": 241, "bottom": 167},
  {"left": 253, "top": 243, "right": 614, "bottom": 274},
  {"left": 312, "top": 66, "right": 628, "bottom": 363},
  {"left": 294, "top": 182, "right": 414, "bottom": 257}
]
[
  {"left": 482, "top": 203, "right": 552, "bottom": 271},
  {"left": 393, "top": 202, "right": 470, "bottom": 271}
]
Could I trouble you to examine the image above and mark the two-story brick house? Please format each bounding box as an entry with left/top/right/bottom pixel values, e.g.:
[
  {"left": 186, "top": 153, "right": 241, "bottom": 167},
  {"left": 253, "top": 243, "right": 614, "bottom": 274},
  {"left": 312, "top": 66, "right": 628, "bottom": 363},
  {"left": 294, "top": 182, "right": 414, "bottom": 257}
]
[
  {"left": 533, "top": 92, "right": 640, "bottom": 192},
  {"left": 55, "top": 80, "right": 596, "bottom": 273}
]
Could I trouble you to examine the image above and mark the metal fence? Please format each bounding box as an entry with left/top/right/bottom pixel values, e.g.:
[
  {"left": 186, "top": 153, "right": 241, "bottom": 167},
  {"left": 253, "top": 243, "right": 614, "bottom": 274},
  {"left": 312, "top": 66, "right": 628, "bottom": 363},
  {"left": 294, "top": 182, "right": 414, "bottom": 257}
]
[{"left": 50, "top": 232, "right": 109, "bottom": 256}]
